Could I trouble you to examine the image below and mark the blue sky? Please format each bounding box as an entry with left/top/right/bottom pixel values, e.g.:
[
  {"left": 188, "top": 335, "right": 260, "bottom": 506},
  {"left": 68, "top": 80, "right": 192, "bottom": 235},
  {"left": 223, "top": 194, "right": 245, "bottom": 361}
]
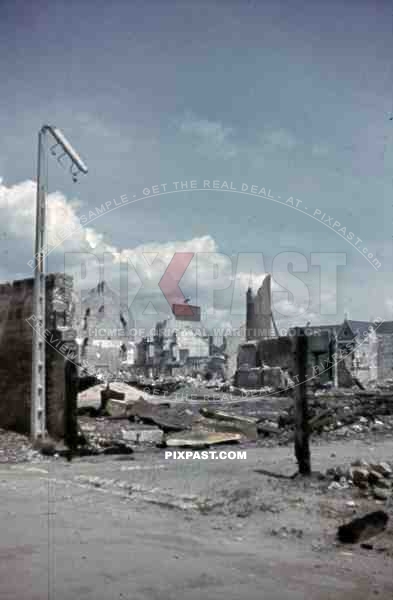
[{"left": 0, "top": 0, "right": 392, "bottom": 329}]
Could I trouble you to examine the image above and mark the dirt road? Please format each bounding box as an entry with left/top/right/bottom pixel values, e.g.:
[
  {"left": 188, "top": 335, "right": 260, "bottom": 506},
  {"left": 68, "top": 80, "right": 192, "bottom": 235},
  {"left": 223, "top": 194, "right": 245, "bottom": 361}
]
[{"left": 1, "top": 438, "right": 392, "bottom": 599}]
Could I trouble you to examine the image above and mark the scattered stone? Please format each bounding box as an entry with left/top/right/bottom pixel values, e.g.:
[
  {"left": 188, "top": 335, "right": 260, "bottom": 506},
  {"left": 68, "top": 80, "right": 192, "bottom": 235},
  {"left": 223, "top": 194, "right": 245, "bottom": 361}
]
[
  {"left": 328, "top": 481, "right": 344, "bottom": 491},
  {"left": 121, "top": 426, "right": 163, "bottom": 445},
  {"left": 372, "top": 487, "right": 390, "bottom": 501},
  {"left": 374, "top": 478, "right": 391, "bottom": 490},
  {"left": 361, "top": 543, "right": 374, "bottom": 550},
  {"left": 326, "top": 466, "right": 346, "bottom": 481},
  {"left": 291, "top": 528, "right": 304, "bottom": 538},
  {"left": 372, "top": 462, "right": 392, "bottom": 478},
  {"left": 259, "top": 502, "right": 281, "bottom": 514},
  {"left": 351, "top": 459, "right": 369, "bottom": 469},
  {"left": 271, "top": 526, "right": 303, "bottom": 539},
  {"left": 352, "top": 424, "right": 363, "bottom": 433},
  {"left": 350, "top": 468, "right": 369, "bottom": 488},
  {"left": 368, "top": 470, "right": 384, "bottom": 486},
  {"left": 339, "top": 477, "right": 349, "bottom": 488}
]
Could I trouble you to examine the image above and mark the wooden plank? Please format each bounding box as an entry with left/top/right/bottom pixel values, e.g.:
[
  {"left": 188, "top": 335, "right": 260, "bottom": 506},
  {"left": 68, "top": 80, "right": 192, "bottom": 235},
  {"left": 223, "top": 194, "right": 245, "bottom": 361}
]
[
  {"left": 199, "top": 407, "right": 258, "bottom": 424},
  {"left": 166, "top": 431, "right": 242, "bottom": 448},
  {"left": 337, "top": 511, "right": 389, "bottom": 544}
]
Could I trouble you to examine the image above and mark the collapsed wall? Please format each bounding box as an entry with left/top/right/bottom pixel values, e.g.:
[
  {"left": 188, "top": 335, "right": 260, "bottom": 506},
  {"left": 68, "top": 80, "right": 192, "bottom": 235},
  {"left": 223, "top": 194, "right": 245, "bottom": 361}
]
[
  {"left": 235, "top": 336, "right": 295, "bottom": 389},
  {"left": 0, "top": 274, "right": 76, "bottom": 438}
]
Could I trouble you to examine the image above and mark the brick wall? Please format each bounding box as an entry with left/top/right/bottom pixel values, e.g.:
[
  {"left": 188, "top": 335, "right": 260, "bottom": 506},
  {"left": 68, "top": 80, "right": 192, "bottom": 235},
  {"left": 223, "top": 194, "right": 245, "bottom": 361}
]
[{"left": 0, "top": 274, "right": 76, "bottom": 439}]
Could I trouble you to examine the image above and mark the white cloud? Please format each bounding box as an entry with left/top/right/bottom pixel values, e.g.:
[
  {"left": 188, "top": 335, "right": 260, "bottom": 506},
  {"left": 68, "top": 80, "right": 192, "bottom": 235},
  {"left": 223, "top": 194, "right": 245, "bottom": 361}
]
[
  {"left": 0, "top": 179, "right": 247, "bottom": 327},
  {"left": 2, "top": 177, "right": 389, "bottom": 333}
]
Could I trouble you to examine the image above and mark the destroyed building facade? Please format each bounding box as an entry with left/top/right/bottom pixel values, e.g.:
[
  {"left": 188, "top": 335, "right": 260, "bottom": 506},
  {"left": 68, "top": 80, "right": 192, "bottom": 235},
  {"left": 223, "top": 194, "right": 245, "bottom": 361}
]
[
  {"left": 0, "top": 274, "right": 77, "bottom": 437},
  {"left": 235, "top": 270, "right": 393, "bottom": 389},
  {"left": 134, "top": 303, "right": 227, "bottom": 378},
  {"left": 246, "top": 274, "right": 275, "bottom": 341},
  {"left": 77, "top": 281, "right": 135, "bottom": 376},
  {"left": 236, "top": 315, "right": 393, "bottom": 389}
]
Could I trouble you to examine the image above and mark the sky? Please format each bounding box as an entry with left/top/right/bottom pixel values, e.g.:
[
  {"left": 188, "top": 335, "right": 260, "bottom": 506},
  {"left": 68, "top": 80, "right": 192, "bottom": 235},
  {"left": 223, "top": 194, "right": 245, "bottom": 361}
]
[{"left": 1, "top": 0, "right": 393, "bottom": 333}]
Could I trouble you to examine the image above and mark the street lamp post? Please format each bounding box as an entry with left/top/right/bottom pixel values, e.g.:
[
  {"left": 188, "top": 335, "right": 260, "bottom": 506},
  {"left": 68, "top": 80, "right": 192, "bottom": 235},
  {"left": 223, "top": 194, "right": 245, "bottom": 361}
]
[{"left": 31, "top": 125, "right": 88, "bottom": 441}]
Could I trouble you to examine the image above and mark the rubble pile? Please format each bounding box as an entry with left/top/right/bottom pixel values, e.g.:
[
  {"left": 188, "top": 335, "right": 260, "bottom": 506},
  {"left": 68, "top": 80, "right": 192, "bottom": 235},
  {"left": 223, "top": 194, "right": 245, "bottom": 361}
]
[
  {"left": 326, "top": 459, "right": 393, "bottom": 502},
  {"left": 78, "top": 414, "right": 168, "bottom": 453},
  {"left": 0, "top": 428, "right": 49, "bottom": 463},
  {"left": 275, "top": 391, "right": 393, "bottom": 441},
  {"left": 125, "top": 375, "right": 183, "bottom": 395},
  {"left": 78, "top": 393, "right": 260, "bottom": 450},
  {"left": 78, "top": 382, "right": 155, "bottom": 407},
  {"left": 75, "top": 382, "right": 393, "bottom": 453}
]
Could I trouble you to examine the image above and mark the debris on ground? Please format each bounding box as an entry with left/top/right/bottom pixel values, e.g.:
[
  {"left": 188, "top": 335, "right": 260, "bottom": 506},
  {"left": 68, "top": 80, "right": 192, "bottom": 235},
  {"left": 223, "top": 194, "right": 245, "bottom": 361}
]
[
  {"left": 73, "top": 379, "right": 393, "bottom": 454},
  {"left": 277, "top": 390, "right": 393, "bottom": 442},
  {"left": 78, "top": 417, "right": 136, "bottom": 453},
  {"left": 121, "top": 426, "right": 164, "bottom": 445},
  {"left": 199, "top": 407, "right": 258, "bottom": 425},
  {"left": 325, "top": 459, "right": 393, "bottom": 502},
  {"left": 128, "top": 399, "right": 195, "bottom": 433},
  {"left": 271, "top": 526, "right": 304, "bottom": 539},
  {"left": 337, "top": 510, "right": 389, "bottom": 544},
  {"left": 197, "top": 416, "right": 258, "bottom": 441},
  {"left": 0, "top": 428, "right": 53, "bottom": 463},
  {"left": 78, "top": 382, "right": 158, "bottom": 407},
  {"left": 165, "top": 431, "right": 243, "bottom": 448}
]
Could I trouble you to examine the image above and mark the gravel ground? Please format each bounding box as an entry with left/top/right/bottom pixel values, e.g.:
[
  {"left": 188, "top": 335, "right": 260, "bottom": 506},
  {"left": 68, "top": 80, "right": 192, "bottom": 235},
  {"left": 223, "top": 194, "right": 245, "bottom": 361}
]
[{"left": 1, "top": 436, "right": 393, "bottom": 599}]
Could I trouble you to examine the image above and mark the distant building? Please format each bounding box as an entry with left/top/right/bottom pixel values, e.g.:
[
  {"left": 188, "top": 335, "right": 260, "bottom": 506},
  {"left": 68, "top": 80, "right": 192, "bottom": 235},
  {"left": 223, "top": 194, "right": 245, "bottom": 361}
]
[
  {"left": 235, "top": 316, "right": 393, "bottom": 389},
  {"left": 374, "top": 320, "right": 393, "bottom": 380},
  {"left": 175, "top": 326, "right": 210, "bottom": 370},
  {"left": 167, "top": 302, "right": 210, "bottom": 372},
  {"left": 135, "top": 319, "right": 179, "bottom": 376},
  {"left": 135, "top": 301, "right": 222, "bottom": 377},
  {"left": 224, "top": 325, "right": 247, "bottom": 379},
  {"left": 77, "top": 281, "right": 135, "bottom": 376},
  {"left": 307, "top": 319, "right": 381, "bottom": 386}
]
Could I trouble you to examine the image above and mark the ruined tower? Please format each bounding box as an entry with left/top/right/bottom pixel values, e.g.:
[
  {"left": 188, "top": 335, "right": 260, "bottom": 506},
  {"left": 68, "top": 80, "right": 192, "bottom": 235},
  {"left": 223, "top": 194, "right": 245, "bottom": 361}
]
[{"left": 245, "top": 274, "right": 273, "bottom": 340}]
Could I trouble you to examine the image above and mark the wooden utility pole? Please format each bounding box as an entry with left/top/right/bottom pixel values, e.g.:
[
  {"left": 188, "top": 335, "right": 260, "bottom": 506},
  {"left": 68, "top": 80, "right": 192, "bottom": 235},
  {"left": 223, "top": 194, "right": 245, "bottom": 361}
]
[{"left": 293, "top": 328, "right": 311, "bottom": 475}]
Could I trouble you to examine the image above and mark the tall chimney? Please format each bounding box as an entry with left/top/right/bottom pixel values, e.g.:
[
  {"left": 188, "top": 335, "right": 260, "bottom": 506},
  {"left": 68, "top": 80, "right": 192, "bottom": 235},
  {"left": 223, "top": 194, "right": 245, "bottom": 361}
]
[{"left": 246, "top": 287, "right": 255, "bottom": 341}]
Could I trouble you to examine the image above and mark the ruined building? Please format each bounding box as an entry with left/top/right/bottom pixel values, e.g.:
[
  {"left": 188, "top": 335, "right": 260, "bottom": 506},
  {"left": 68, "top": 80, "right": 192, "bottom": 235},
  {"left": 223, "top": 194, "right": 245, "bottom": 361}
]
[
  {"left": 77, "top": 281, "right": 135, "bottom": 375},
  {"left": 246, "top": 274, "right": 275, "bottom": 341}
]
